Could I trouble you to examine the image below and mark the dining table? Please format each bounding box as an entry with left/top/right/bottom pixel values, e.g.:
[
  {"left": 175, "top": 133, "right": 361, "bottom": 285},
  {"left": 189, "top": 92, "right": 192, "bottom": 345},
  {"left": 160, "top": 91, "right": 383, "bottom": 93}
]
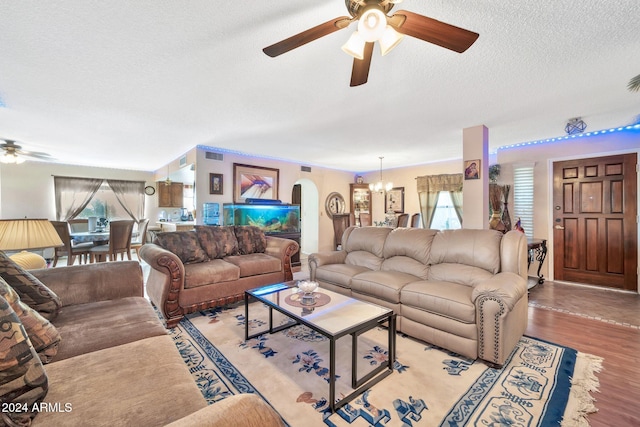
[{"left": 70, "top": 230, "right": 110, "bottom": 245}]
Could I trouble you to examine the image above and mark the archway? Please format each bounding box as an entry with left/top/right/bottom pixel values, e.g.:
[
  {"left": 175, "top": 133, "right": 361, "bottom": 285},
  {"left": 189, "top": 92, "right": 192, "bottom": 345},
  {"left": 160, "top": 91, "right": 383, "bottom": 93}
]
[{"left": 293, "top": 178, "right": 319, "bottom": 257}]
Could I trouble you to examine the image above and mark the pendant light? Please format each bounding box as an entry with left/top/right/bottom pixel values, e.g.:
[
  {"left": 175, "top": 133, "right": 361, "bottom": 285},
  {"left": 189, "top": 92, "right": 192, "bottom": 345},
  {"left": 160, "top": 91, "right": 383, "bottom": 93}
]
[{"left": 369, "top": 157, "right": 393, "bottom": 193}]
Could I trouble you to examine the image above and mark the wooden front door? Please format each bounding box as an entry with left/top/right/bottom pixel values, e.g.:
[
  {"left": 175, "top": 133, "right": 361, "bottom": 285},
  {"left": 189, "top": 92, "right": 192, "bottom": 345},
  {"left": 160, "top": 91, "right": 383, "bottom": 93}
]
[{"left": 552, "top": 153, "right": 637, "bottom": 290}]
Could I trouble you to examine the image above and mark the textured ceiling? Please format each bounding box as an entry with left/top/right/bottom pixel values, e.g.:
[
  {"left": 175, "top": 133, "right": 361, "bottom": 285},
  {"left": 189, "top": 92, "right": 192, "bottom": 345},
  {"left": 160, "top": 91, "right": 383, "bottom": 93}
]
[{"left": 0, "top": 0, "right": 638, "bottom": 172}]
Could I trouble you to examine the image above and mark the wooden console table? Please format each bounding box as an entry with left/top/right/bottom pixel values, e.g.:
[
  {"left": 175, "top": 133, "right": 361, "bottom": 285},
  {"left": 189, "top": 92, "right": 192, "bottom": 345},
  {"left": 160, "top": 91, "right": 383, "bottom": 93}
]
[{"left": 527, "top": 238, "right": 547, "bottom": 284}]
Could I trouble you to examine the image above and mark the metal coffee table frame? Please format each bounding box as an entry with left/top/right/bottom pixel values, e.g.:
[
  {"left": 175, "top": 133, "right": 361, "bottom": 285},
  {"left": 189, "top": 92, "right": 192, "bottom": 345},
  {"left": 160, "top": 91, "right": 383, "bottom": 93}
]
[{"left": 245, "top": 283, "right": 396, "bottom": 412}]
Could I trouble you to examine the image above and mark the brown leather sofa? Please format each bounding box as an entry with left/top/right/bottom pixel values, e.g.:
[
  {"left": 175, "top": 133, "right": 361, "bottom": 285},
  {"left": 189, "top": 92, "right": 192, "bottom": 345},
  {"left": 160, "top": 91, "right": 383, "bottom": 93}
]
[
  {"left": 0, "top": 258, "right": 283, "bottom": 426},
  {"left": 309, "top": 227, "right": 529, "bottom": 366},
  {"left": 140, "top": 225, "right": 299, "bottom": 327}
]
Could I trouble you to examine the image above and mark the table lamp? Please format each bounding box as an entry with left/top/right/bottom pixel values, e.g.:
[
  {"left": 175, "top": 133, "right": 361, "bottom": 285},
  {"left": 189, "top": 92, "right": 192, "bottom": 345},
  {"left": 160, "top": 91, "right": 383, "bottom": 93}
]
[{"left": 0, "top": 219, "right": 64, "bottom": 269}]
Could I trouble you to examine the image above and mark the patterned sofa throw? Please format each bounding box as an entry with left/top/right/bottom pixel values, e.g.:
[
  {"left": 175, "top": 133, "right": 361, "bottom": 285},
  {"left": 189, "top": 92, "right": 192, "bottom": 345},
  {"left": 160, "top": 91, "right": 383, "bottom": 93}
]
[
  {"left": 0, "top": 277, "right": 61, "bottom": 364},
  {"left": 234, "top": 226, "right": 267, "bottom": 255},
  {"left": 153, "top": 231, "right": 209, "bottom": 264},
  {"left": 195, "top": 226, "right": 239, "bottom": 259},
  {"left": 0, "top": 251, "right": 62, "bottom": 321},
  {"left": 0, "top": 295, "right": 49, "bottom": 427}
]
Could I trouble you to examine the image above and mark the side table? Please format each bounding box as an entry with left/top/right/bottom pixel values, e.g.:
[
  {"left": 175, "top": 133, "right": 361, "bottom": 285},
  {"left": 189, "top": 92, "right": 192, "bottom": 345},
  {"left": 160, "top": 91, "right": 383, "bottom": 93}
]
[{"left": 527, "top": 238, "right": 547, "bottom": 284}]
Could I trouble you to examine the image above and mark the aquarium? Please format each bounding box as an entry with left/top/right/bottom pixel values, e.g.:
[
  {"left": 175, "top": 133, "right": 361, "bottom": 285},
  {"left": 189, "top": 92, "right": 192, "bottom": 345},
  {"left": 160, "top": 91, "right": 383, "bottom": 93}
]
[{"left": 223, "top": 203, "right": 300, "bottom": 234}]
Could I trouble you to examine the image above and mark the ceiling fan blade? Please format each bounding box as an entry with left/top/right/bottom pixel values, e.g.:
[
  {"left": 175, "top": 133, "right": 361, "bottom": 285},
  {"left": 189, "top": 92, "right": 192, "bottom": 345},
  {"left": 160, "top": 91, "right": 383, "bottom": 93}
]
[
  {"left": 350, "top": 42, "right": 374, "bottom": 87},
  {"left": 263, "top": 16, "right": 352, "bottom": 57},
  {"left": 18, "top": 150, "right": 53, "bottom": 160},
  {"left": 391, "top": 10, "right": 479, "bottom": 53}
]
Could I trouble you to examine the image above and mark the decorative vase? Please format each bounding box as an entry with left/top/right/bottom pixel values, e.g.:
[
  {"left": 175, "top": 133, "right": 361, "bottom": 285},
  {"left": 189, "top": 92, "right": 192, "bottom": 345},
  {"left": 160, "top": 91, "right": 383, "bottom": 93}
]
[
  {"left": 501, "top": 185, "right": 512, "bottom": 231},
  {"left": 297, "top": 280, "right": 319, "bottom": 306},
  {"left": 489, "top": 212, "right": 506, "bottom": 233}
]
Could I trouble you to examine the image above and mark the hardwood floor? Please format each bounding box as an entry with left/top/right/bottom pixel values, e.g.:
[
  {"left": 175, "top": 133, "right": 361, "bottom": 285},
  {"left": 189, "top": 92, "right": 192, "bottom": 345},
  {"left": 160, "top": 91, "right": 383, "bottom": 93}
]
[{"left": 527, "top": 281, "right": 640, "bottom": 426}]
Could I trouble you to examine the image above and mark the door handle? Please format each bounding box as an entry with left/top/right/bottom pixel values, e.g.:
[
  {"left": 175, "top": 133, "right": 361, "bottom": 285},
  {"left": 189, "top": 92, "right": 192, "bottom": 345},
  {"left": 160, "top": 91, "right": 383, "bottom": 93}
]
[{"left": 554, "top": 225, "right": 564, "bottom": 230}]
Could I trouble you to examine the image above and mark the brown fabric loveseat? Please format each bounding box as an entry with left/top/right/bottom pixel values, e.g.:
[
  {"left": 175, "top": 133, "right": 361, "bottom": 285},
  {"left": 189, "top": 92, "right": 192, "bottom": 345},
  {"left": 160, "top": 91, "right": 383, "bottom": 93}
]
[
  {"left": 140, "top": 225, "right": 299, "bottom": 327},
  {"left": 309, "top": 227, "right": 529, "bottom": 366},
  {"left": 0, "top": 255, "right": 284, "bottom": 427}
]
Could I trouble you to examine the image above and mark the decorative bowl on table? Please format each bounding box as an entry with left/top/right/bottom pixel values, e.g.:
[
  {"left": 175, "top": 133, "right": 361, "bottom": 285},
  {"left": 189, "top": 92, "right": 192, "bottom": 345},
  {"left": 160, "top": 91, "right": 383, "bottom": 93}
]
[{"left": 297, "top": 280, "right": 319, "bottom": 306}]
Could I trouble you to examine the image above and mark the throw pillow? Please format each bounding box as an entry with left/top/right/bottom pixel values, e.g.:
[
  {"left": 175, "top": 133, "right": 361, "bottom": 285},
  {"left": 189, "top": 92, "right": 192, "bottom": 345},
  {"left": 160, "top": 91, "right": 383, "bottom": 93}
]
[
  {"left": 0, "top": 251, "right": 62, "bottom": 321},
  {"left": 194, "top": 225, "right": 239, "bottom": 259},
  {"left": 0, "top": 295, "right": 49, "bottom": 426},
  {"left": 153, "top": 231, "right": 209, "bottom": 264},
  {"left": 234, "top": 226, "right": 267, "bottom": 255},
  {"left": 0, "top": 277, "right": 61, "bottom": 364}
]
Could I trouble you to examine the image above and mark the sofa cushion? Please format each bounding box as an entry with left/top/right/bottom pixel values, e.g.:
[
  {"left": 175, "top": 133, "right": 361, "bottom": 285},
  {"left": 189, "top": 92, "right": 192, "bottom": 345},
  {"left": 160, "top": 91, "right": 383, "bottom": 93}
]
[
  {"left": 195, "top": 225, "right": 239, "bottom": 259},
  {"left": 34, "top": 335, "right": 206, "bottom": 427},
  {"left": 234, "top": 226, "right": 267, "bottom": 255},
  {"left": 351, "top": 270, "right": 422, "bottom": 304},
  {"left": 51, "top": 296, "right": 168, "bottom": 361},
  {"left": 0, "top": 251, "right": 62, "bottom": 320},
  {"left": 401, "top": 280, "right": 476, "bottom": 324},
  {"left": 224, "top": 253, "right": 281, "bottom": 278},
  {"left": 344, "top": 226, "right": 392, "bottom": 258},
  {"left": 184, "top": 260, "right": 240, "bottom": 288},
  {"left": 0, "top": 295, "right": 49, "bottom": 427},
  {"left": 0, "top": 277, "right": 61, "bottom": 363},
  {"left": 428, "top": 263, "right": 495, "bottom": 288},
  {"left": 314, "top": 264, "right": 371, "bottom": 288},
  {"left": 154, "top": 231, "right": 209, "bottom": 264},
  {"left": 429, "top": 229, "right": 503, "bottom": 274}
]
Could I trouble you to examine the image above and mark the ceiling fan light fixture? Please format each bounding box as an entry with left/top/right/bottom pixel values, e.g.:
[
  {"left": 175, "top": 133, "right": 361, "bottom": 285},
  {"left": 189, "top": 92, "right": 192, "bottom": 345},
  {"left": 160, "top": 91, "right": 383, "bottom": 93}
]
[
  {"left": 379, "top": 25, "right": 404, "bottom": 56},
  {"left": 342, "top": 31, "right": 366, "bottom": 59},
  {"left": 0, "top": 152, "right": 24, "bottom": 164},
  {"left": 357, "top": 7, "right": 387, "bottom": 42}
]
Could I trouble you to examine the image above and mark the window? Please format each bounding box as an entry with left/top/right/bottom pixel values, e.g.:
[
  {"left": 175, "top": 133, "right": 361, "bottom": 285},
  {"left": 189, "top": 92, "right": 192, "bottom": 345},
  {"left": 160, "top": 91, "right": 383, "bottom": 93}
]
[
  {"left": 430, "top": 191, "right": 462, "bottom": 230},
  {"left": 77, "top": 183, "right": 130, "bottom": 220},
  {"left": 513, "top": 165, "right": 535, "bottom": 237}
]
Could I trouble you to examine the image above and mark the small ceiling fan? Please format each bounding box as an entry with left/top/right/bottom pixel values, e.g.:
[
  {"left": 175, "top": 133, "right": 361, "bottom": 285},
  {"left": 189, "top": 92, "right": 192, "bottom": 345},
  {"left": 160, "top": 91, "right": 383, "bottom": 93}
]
[
  {"left": 0, "top": 139, "right": 54, "bottom": 164},
  {"left": 263, "top": 0, "right": 479, "bottom": 86}
]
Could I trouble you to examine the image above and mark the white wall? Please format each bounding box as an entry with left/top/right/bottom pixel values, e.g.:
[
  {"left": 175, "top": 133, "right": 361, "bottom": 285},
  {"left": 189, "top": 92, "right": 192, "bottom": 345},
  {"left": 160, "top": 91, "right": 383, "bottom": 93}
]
[
  {"left": 2, "top": 127, "right": 637, "bottom": 279},
  {"left": 0, "top": 161, "right": 155, "bottom": 220},
  {"left": 496, "top": 127, "right": 640, "bottom": 282}
]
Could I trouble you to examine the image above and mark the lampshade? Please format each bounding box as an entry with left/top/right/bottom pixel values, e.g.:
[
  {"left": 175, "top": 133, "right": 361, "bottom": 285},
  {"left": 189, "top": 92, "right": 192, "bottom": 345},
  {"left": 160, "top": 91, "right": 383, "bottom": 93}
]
[
  {"left": 0, "top": 219, "right": 63, "bottom": 251},
  {"left": 341, "top": 31, "right": 366, "bottom": 59},
  {"left": 0, "top": 152, "right": 25, "bottom": 164},
  {"left": 357, "top": 7, "right": 387, "bottom": 42},
  {"left": 379, "top": 25, "right": 404, "bottom": 56}
]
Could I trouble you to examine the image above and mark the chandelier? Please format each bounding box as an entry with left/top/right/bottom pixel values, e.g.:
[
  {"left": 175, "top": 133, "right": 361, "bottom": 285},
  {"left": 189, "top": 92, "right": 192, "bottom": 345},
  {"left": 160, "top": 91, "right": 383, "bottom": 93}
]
[{"left": 369, "top": 156, "right": 393, "bottom": 193}]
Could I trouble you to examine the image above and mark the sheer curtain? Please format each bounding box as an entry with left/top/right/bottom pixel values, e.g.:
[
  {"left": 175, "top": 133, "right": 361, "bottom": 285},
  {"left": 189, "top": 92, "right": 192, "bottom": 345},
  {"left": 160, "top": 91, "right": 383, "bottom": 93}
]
[
  {"left": 416, "top": 174, "right": 463, "bottom": 228},
  {"left": 54, "top": 176, "right": 104, "bottom": 220},
  {"left": 106, "top": 180, "right": 145, "bottom": 223}
]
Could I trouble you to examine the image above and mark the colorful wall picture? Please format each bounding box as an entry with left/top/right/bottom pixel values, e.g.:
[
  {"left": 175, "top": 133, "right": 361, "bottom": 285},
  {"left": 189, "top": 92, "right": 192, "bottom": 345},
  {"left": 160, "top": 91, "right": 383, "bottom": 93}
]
[
  {"left": 209, "top": 173, "right": 223, "bottom": 195},
  {"left": 385, "top": 187, "right": 405, "bottom": 213},
  {"left": 233, "top": 163, "right": 280, "bottom": 203},
  {"left": 464, "top": 159, "right": 480, "bottom": 180}
]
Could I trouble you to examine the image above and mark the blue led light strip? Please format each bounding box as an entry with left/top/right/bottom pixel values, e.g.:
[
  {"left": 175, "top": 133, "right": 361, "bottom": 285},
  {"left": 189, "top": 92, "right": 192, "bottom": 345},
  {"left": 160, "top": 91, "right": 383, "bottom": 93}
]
[{"left": 497, "top": 124, "right": 640, "bottom": 151}]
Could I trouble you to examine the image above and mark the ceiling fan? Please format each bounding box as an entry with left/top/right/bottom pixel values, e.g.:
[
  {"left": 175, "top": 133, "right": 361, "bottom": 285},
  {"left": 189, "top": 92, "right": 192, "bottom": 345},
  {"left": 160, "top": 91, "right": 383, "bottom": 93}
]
[
  {"left": 0, "top": 140, "right": 54, "bottom": 164},
  {"left": 263, "top": 0, "right": 479, "bottom": 86}
]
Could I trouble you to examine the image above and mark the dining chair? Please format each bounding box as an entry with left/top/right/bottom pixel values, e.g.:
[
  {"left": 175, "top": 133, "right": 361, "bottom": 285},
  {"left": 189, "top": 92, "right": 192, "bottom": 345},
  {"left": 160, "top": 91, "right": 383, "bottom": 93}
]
[
  {"left": 396, "top": 213, "right": 409, "bottom": 228},
  {"left": 130, "top": 218, "right": 150, "bottom": 258},
  {"left": 51, "top": 220, "right": 94, "bottom": 266},
  {"left": 359, "top": 212, "right": 372, "bottom": 227},
  {"left": 410, "top": 213, "right": 422, "bottom": 228},
  {"left": 68, "top": 218, "right": 89, "bottom": 233},
  {"left": 90, "top": 220, "right": 135, "bottom": 262}
]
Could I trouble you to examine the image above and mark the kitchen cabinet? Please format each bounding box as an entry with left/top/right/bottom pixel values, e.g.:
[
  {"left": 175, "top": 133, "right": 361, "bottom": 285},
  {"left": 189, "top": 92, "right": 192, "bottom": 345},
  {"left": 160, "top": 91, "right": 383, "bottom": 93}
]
[
  {"left": 156, "top": 222, "right": 195, "bottom": 232},
  {"left": 350, "top": 184, "right": 371, "bottom": 226},
  {"left": 157, "top": 182, "right": 183, "bottom": 207}
]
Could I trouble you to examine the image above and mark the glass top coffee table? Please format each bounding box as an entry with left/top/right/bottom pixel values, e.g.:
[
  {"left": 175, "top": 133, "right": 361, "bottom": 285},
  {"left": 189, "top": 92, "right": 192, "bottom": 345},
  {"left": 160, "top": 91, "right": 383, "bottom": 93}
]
[{"left": 245, "top": 281, "right": 396, "bottom": 412}]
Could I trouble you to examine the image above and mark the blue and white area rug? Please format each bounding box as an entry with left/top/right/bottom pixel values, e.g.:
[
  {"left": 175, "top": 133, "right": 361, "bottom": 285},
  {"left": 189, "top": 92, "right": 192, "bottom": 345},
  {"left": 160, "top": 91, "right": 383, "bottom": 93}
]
[{"left": 169, "top": 303, "right": 602, "bottom": 427}]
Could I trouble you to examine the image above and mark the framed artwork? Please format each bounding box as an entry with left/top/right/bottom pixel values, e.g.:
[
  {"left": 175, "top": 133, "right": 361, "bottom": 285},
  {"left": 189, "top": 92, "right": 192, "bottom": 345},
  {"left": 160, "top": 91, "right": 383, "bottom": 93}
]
[
  {"left": 209, "top": 173, "right": 223, "bottom": 195},
  {"left": 233, "top": 163, "right": 280, "bottom": 203},
  {"left": 464, "top": 159, "right": 480, "bottom": 180},
  {"left": 385, "top": 187, "right": 405, "bottom": 213}
]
